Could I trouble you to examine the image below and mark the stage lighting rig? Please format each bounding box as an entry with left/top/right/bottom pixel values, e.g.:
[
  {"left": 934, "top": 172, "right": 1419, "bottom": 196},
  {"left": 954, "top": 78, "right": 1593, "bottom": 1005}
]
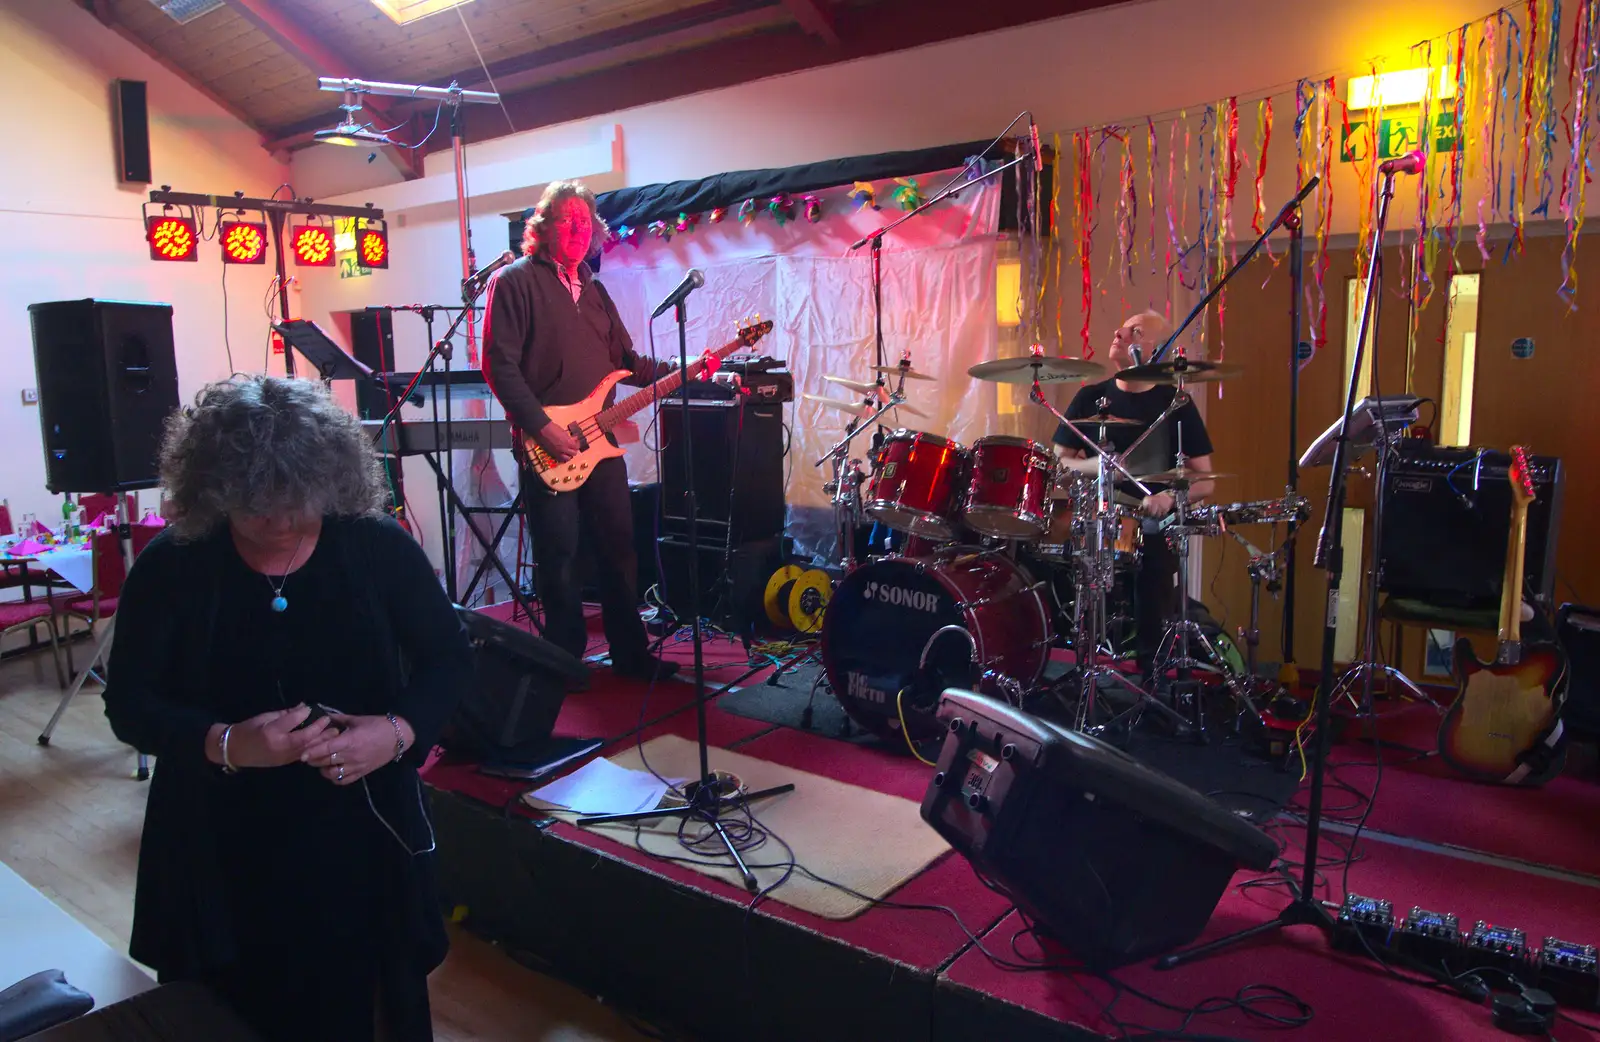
[
  {"left": 145, "top": 187, "right": 385, "bottom": 376},
  {"left": 142, "top": 202, "right": 197, "bottom": 261}
]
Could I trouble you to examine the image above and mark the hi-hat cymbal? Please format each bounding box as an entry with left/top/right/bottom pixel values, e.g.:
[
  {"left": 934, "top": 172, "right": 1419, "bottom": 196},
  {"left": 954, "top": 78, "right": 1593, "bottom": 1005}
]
[
  {"left": 1114, "top": 357, "right": 1243, "bottom": 385},
  {"left": 1072, "top": 414, "right": 1141, "bottom": 427},
  {"left": 802, "top": 392, "right": 928, "bottom": 420},
  {"left": 823, "top": 374, "right": 878, "bottom": 395},
  {"left": 968, "top": 355, "right": 1107, "bottom": 384},
  {"left": 1132, "top": 467, "right": 1234, "bottom": 483},
  {"left": 871, "top": 365, "right": 936, "bottom": 381}
]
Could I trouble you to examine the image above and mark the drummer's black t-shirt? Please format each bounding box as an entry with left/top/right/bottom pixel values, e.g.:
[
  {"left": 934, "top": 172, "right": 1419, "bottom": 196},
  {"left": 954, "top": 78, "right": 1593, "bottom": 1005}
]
[{"left": 1051, "top": 380, "right": 1214, "bottom": 493}]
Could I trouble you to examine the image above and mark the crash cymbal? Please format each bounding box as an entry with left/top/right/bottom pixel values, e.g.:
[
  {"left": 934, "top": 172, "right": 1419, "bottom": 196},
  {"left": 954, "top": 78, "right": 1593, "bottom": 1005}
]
[
  {"left": 1114, "top": 357, "right": 1243, "bottom": 385},
  {"left": 802, "top": 393, "right": 866, "bottom": 413},
  {"left": 1131, "top": 467, "right": 1234, "bottom": 483},
  {"left": 823, "top": 374, "right": 879, "bottom": 395},
  {"left": 885, "top": 400, "right": 928, "bottom": 419},
  {"left": 871, "top": 365, "right": 936, "bottom": 381},
  {"left": 968, "top": 355, "right": 1107, "bottom": 384}
]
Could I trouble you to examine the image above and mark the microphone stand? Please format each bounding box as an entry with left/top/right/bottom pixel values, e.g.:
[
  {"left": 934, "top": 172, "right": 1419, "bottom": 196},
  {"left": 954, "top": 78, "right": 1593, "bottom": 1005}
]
[
  {"left": 1282, "top": 208, "right": 1305, "bottom": 679},
  {"left": 1157, "top": 166, "right": 1404, "bottom": 970},
  {"left": 580, "top": 293, "right": 793, "bottom": 892}
]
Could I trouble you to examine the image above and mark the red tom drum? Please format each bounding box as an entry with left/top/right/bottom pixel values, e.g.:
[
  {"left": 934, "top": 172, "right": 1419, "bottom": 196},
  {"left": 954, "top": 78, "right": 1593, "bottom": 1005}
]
[
  {"left": 961, "top": 435, "right": 1054, "bottom": 539},
  {"left": 864, "top": 430, "right": 968, "bottom": 541}
]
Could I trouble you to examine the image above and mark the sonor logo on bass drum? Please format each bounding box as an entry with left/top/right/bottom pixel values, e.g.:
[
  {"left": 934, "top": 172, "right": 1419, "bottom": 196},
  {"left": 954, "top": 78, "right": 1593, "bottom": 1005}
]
[{"left": 860, "top": 581, "right": 941, "bottom": 612}]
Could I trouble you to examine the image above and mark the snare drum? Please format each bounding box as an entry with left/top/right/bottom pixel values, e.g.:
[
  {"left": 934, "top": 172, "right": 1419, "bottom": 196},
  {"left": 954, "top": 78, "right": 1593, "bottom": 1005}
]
[
  {"left": 961, "top": 435, "right": 1054, "bottom": 538},
  {"left": 865, "top": 430, "right": 968, "bottom": 540}
]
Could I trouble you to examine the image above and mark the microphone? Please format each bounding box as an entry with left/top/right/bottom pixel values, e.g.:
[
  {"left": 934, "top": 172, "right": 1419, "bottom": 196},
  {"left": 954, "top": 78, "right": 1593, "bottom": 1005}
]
[
  {"left": 650, "top": 268, "right": 705, "bottom": 319},
  {"left": 1378, "top": 150, "right": 1426, "bottom": 176},
  {"left": 1029, "top": 115, "right": 1043, "bottom": 173},
  {"left": 461, "top": 250, "right": 515, "bottom": 303},
  {"left": 1129, "top": 345, "right": 1143, "bottom": 367}
]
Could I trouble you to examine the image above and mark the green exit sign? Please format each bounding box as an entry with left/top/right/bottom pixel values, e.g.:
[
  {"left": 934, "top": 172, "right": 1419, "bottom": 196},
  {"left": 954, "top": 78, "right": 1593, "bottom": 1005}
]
[{"left": 1341, "top": 110, "right": 1459, "bottom": 163}]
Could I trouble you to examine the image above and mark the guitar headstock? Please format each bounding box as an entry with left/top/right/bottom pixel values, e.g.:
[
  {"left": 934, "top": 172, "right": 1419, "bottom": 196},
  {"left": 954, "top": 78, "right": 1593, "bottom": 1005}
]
[
  {"left": 737, "top": 315, "right": 774, "bottom": 346},
  {"left": 1509, "top": 445, "right": 1537, "bottom": 507}
]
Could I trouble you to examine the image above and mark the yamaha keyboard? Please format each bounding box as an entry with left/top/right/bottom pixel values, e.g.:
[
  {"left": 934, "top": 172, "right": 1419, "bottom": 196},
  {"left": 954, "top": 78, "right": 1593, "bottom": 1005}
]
[{"left": 363, "top": 419, "right": 512, "bottom": 455}]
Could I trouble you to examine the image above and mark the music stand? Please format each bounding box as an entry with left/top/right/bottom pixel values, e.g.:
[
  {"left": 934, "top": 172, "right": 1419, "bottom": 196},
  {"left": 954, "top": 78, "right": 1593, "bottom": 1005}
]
[{"left": 272, "top": 319, "right": 419, "bottom": 405}]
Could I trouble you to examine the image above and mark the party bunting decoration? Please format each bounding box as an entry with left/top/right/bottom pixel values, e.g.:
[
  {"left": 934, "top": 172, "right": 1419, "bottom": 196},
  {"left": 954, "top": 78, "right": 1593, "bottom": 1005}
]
[
  {"left": 891, "top": 178, "right": 923, "bottom": 211},
  {"left": 737, "top": 198, "right": 756, "bottom": 224},
  {"left": 648, "top": 219, "right": 672, "bottom": 241},
  {"left": 803, "top": 194, "right": 823, "bottom": 222},
  {"left": 850, "top": 181, "right": 878, "bottom": 210},
  {"left": 615, "top": 224, "right": 639, "bottom": 248},
  {"left": 675, "top": 211, "right": 699, "bottom": 234},
  {"left": 768, "top": 193, "right": 795, "bottom": 225},
  {"left": 709, "top": 207, "right": 727, "bottom": 224}
]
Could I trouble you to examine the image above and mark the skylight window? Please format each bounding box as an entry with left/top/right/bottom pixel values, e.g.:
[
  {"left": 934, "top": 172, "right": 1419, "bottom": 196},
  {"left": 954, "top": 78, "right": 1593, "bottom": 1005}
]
[{"left": 369, "top": 0, "right": 475, "bottom": 25}]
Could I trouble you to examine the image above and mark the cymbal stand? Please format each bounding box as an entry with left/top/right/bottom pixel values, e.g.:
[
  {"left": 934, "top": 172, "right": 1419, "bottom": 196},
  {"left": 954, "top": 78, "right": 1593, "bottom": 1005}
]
[
  {"left": 815, "top": 389, "right": 909, "bottom": 570},
  {"left": 1028, "top": 379, "right": 1190, "bottom": 736},
  {"left": 1148, "top": 465, "right": 1213, "bottom": 741}
]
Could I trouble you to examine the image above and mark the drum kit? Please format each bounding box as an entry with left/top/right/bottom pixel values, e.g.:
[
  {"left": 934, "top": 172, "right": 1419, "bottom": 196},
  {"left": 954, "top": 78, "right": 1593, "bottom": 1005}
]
[{"left": 807, "top": 350, "right": 1309, "bottom": 754}]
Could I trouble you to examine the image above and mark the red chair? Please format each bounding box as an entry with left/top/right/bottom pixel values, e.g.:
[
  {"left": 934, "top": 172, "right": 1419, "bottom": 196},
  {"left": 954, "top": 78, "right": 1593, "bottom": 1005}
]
[
  {"left": 76, "top": 493, "right": 138, "bottom": 526},
  {"left": 0, "top": 597, "right": 67, "bottom": 689},
  {"left": 38, "top": 527, "right": 161, "bottom": 775},
  {"left": 0, "top": 500, "right": 12, "bottom": 536}
]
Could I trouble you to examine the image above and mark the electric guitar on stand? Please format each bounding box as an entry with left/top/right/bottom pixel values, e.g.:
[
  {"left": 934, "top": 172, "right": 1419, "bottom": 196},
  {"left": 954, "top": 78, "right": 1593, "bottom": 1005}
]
[
  {"left": 1438, "top": 445, "right": 1565, "bottom": 785},
  {"left": 513, "top": 320, "right": 773, "bottom": 490}
]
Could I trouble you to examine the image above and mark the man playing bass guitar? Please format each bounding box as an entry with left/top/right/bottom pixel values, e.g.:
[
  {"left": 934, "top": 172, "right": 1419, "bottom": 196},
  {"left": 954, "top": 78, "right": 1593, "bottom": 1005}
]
[{"left": 482, "top": 179, "right": 679, "bottom": 681}]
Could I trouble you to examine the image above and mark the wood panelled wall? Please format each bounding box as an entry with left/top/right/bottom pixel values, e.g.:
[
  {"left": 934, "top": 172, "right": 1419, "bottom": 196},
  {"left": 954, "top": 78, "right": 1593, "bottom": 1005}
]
[{"left": 1200, "top": 233, "right": 1598, "bottom": 675}]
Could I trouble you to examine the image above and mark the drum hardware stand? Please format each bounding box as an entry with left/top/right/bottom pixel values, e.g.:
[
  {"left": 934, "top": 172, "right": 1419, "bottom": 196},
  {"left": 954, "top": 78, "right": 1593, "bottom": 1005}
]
[
  {"left": 1328, "top": 431, "right": 1437, "bottom": 715},
  {"left": 1157, "top": 153, "right": 1421, "bottom": 972},
  {"left": 1029, "top": 379, "right": 1191, "bottom": 737},
  {"left": 816, "top": 387, "right": 912, "bottom": 570},
  {"left": 581, "top": 289, "right": 794, "bottom": 893},
  {"left": 1232, "top": 527, "right": 1290, "bottom": 705}
]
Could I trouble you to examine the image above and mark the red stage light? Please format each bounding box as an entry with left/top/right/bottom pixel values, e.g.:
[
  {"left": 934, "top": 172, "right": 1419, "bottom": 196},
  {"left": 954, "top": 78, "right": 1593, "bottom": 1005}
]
[
  {"left": 221, "top": 220, "right": 267, "bottom": 264},
  {"left": 147, "top": 215, "right": 197, "bottom": 261},
  {"left": 358, "top": 228, "right": 389, "bottom": 269},
  {"left": 292, "top": 225, "right": 335, "bottom": 267}
]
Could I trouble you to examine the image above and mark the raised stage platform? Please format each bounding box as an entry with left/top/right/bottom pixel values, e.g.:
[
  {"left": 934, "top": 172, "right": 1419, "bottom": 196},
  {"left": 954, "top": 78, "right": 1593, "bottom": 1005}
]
[{"left": 421, "top": 608, "right": 1600, "bottom": 1041}]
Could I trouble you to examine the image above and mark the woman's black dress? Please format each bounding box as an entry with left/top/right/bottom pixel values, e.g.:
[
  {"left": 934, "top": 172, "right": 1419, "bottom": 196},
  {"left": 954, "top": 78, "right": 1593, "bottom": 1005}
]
[{"left": 104, "top": 516, "right": 470, "bottom": 1042}]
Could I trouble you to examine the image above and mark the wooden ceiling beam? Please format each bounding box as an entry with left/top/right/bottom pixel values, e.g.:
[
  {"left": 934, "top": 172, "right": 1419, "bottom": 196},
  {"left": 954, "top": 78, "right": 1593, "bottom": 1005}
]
[
  {"left": 79, "top": 0, "right": 270, "bottom": 146},
  {"left": 219, "top": 0, "right": 423, "bottom": 179},
  {"left": 780, "top": 0, "right": 838, "bottom": 45}
]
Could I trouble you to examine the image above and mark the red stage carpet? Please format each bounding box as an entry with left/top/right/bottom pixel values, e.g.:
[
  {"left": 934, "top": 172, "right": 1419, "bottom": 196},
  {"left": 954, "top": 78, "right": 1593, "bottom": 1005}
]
[{"left": 429, "top": 606, "right": 1600, "bottom": 1040}]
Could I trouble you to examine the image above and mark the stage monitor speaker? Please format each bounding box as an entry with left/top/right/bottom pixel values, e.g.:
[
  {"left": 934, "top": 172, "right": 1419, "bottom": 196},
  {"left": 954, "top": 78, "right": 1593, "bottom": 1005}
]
[
  {"left": 659, "top": 399, "right": 785, "bottom": 544},
  {"left": 920, "top": 690, "right": 1279, "bottom": 968},
  {"left": 1381, "top": 443, "right": 1563, "bottom": 610},
  {"left": 445, "top": 607, "right": 589, "bottom": 761},
  {"left": 113, "top": 79, "right": 151, "bottom": 185},
  {"left": 29, "top": 299, "right": 180, "bottom": 494}
]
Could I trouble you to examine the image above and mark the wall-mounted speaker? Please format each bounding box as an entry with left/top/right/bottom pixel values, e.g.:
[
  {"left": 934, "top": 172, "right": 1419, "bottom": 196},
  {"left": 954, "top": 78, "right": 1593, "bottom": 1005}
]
[
  {"left": 921, "top": 690, "right": 1279, "bottom": 968},
  {"left": 29, "top": 299, "right": 180, "bottom": 494},
  {"left": 113, "top": 79, "right": 151, "bottom": 185}
]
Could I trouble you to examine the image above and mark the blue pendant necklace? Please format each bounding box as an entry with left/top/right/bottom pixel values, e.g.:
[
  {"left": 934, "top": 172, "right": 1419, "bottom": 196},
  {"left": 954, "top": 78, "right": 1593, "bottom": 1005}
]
[{"left": 265, "top": 535, "right": 307, "bottom": 613}]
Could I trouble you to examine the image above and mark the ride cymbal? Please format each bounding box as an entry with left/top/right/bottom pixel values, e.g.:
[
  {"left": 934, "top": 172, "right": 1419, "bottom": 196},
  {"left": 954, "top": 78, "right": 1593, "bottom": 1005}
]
[
  {"left": 802, "top": 393, "right": 866, "bottom": 412},
  {"left": 968, "top": 355, "right": 1107, "bottom": 384},
  {"left": 1114, "top": 357, "right": 1243, "bottom": 385}
]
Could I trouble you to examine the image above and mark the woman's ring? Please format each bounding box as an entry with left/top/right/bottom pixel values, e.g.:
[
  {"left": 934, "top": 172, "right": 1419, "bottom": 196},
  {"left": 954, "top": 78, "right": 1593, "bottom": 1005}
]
[
  {"left": 331, "top": 751, "right": 339, "bottom": 765},
  {"left": 337, "top": 765, "right": 345, "bottom": 782}
]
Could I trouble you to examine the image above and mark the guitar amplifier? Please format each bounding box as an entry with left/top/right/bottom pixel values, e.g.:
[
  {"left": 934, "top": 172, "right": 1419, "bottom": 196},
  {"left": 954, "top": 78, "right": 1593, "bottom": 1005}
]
[
  {"left": 1380, "top": 443, "right": 1564, "bottom": 610},
  {"left": 1556, "top": 604, "right": 1600, "bottom": 738}
]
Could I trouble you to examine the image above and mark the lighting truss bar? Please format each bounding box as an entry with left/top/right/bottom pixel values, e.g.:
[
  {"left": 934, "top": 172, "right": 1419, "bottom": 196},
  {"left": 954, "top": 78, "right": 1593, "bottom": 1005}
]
[
  {"left": 150, "top": 190, "right": 386, "bottom": 377},
  {"left": 317, "top": 77, "right": 500, "bottom": 105}
]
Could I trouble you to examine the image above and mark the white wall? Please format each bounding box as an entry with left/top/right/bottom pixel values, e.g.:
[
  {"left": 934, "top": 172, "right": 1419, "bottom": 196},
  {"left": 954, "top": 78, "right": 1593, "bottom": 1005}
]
[{"left": 0, "top": 0, "right": 288, "bottom": 526}]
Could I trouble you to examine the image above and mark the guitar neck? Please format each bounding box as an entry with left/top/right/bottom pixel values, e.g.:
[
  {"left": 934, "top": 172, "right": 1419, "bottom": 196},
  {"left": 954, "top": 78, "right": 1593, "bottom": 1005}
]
[
  {"left": 595, "top": 337, "right": 746, "bottom": 430},
  {"left": 1499, "top": 497, "right": 1531, "bottom": 648}
]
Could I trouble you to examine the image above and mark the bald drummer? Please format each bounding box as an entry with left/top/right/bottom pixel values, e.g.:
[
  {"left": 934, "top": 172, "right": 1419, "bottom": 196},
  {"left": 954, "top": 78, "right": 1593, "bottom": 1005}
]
[{"left": 1052, "top": 310, "right": 1217, "bottom": 681}]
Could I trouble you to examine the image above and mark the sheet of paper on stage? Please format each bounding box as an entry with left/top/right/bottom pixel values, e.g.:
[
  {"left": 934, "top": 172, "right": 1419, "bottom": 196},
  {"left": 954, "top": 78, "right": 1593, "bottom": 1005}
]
[{"left": 523, "top": 757, "right": 669, "bottom": 815}]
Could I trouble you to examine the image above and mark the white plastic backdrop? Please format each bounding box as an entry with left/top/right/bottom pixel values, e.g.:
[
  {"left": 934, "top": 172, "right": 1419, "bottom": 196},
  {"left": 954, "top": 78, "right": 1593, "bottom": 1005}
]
[{"left": 591, "top": 166, "right": 1002, "bottom": 561}]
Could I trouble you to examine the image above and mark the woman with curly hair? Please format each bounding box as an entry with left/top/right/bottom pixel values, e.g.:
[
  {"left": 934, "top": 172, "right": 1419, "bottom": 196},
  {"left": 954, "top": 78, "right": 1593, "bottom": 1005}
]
[{"left": 104, "top": 375, "right": 470, "bottom": 1042}]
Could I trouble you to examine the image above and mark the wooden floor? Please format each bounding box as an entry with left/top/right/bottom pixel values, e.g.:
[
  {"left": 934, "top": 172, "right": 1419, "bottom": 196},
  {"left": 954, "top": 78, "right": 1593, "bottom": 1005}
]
[{"left": 0, "top": 639, "right": 661, "bottom": 1042}]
